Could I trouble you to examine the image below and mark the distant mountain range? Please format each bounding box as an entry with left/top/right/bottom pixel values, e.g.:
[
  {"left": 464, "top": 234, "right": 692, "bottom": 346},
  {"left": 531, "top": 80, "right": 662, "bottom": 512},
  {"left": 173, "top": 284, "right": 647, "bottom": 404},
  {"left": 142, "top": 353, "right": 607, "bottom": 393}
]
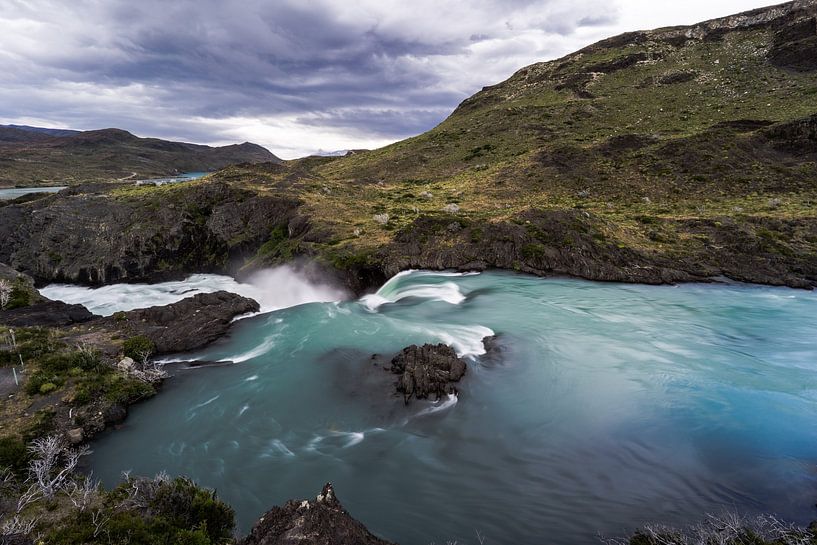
[
  {"left": 2, "top": 124, "right": 81, "bottom": 138},
  {"left": 0, "top": 125, "right": 281, "bottom": 186}
]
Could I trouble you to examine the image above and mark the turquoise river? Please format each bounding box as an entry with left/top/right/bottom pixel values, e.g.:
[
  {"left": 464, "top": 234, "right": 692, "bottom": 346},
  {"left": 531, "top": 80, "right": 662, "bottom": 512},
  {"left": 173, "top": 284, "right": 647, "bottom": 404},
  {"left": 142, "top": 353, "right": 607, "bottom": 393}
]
[{"left": 76, "top": 270, "right": 817, "bottom": 544}]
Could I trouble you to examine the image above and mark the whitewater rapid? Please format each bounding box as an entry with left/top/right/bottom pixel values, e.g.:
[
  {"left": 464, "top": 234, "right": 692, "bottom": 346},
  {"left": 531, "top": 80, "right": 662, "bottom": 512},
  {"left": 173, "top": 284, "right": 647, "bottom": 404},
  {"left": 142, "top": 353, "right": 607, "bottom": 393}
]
[{"left": 40, "top": 265, "right": 348, "bottom": 316}]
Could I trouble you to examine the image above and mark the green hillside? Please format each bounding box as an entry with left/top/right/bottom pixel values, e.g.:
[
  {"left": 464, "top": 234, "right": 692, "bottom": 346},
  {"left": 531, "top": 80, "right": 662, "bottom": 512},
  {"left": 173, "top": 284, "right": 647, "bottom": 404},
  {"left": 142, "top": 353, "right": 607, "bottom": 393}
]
[{"left": 2, "top": 1, "right": 816, "bottom": 289}]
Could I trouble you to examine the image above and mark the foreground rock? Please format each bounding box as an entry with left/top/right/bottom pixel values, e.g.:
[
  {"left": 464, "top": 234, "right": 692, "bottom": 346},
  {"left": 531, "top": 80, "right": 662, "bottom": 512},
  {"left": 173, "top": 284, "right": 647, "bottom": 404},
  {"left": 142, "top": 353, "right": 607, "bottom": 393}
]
[
  {"left": 389, "top": 343, "right": 467, "bottom": 404},
  {"left": 239, "top": 483, "right": 396, "bottom": 545},
  {"left": 0, "top": 299, "right": 94, "bottom": 326},
  {"left": 96, "top": 290, "right": 259, "bottom": 353}
]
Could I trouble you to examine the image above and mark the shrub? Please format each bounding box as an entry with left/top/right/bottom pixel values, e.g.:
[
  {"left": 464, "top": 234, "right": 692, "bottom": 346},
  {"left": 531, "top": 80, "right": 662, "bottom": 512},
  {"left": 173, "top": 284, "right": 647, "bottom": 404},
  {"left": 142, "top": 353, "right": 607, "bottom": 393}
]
[
  {"left": 4, "top": 278, "right": 32, "bottom": 310},
  {"left": 25, "top": 371, "right": 61, "bottom": 395},
  {"left": 54, "top": 475, "right": 238, "bottom": 545},
  {"left": 256, "top": 224, "right": 299, "bottom": 260},
  {"left": 49, "top": 509, "right": 225, "bottom": 545},
  {"left": 23, "top": 408, "right": 56, "bottom": 441},
  {"left": 0, "top": 436, "right": 29, "bottom": 477},
  {"left": 19, "top": 329, "right": 54, "bottom": 355},
  {"left": 521, "top": 243, "right": 547, "bottom": 260},
  {"left": 103, "top": 374, "right": 155, "bottom": 404},
  {"left": 72, "top": 388, "right": 91, "bottom": 406},
  {"left": 39, "top": 382, "right": 58, "bottom": 395},
  {"left": 39, "top": 352, "right": 77, "bottom": 374},
  {"left": 150, "top": 477, "right": 236, "bottom": 543},
  {"left": 0, "top": 349, "right": 16, "bottom": 366},
  {"left": 123, "top": 336, "right": 156, "bottom": 360},
  {"left": 71, "top": 344, "right": 102, "bottom": 371}
]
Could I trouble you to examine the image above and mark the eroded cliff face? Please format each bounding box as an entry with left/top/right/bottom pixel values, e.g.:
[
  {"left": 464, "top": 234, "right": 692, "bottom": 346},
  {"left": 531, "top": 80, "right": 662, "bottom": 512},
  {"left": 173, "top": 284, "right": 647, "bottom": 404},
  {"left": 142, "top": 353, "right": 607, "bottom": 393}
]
[
  {"left": 0, "top": 182, "right": 302, "bottom": 285},
  {"left": 377, "top": 210, "right": 817, "bottom": 289}
]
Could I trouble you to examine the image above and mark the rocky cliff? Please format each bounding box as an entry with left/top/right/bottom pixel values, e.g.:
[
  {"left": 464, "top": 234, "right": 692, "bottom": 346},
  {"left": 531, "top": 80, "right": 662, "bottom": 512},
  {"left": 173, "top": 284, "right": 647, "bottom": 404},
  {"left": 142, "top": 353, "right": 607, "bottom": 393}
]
[{"left": 1, "top": 2, "right": 816, "bottom": 292}]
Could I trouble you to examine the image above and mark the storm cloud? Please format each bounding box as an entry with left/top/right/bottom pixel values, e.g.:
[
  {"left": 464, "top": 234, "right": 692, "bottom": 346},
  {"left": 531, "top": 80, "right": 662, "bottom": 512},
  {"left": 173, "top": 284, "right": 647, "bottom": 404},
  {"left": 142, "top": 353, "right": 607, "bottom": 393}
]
[{"left": 0, "top": 0, "right": 773, "bottom": 157}]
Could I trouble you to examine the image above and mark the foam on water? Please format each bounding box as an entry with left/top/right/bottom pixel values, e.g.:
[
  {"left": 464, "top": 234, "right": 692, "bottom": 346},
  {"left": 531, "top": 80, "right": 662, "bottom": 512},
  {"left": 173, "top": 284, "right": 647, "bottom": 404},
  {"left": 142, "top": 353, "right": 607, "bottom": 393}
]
[
  {"left": 87, "top": 270, "right": 817, "bottom": 545},
  {"left": 413, "top": 394, "right": 459, "bottom": 417},
  {"left": 262, "top": 439, "right": 295, "bottom": 458},
  {"left": 361, "top": 270, "right": 475, "bottom": 311},
  {"left": 223, "top": 333, "right": 280, "bottom": 363},
  {"left": 306, "top": 429, "right": 386, "bottom": 454},
  {"left": 413, "top": 324, "right": 495, "bottom": 358},
  {"left": 40, "top": 265, "right": 347, "bottom": 316}
]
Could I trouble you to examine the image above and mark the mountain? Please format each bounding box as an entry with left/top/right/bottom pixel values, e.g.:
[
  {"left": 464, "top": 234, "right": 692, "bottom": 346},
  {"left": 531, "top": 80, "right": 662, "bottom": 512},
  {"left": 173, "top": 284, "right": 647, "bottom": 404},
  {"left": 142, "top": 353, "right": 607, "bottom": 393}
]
[
  {"left": 0, "top": 1, "right": 815, "bottom": 291},
  {"left": 0, "top": 126, "right": 281, "bottom": 186},
  {"left": 210, "top": 0, "right": 817, "bottom": 286},
  {"left": 1, "top": 124, "right": 81, "bottom": 138}
]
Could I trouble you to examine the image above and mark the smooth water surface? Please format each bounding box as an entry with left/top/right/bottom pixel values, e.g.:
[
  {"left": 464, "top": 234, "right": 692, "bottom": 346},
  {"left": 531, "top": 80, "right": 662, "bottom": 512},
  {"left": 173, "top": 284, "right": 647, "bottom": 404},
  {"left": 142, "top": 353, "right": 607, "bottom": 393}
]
[
  {"left": 87, "top": 271, "right": 817, "bottom": 544},
  {"left": 0, "top": 173, "right": 206, "bottom": 200},
  {"left": 134, "top": 171, "right": 211, "bottom": 185},
  {"left": 0, "top": 186, "right": 66, "bottom": 200}
]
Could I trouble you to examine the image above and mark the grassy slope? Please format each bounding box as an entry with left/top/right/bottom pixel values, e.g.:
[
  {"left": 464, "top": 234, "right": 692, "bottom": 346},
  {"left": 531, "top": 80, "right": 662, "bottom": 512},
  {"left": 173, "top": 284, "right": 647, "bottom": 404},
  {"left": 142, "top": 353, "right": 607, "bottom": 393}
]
[{"left": 205, "top": 2, "right": 816, "bottom": 286}]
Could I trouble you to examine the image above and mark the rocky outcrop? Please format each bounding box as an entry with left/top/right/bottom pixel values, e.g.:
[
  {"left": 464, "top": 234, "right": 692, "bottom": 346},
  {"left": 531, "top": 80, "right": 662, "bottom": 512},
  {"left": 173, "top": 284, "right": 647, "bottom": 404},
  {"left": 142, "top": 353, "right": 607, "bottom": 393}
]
[
  {"left": 0, "top": 299, "right": 94, "bottom": 327},
  {"left": 0, "top": 181, "right": 302, "bottom": 285},
  {"left": 761, "top": 113, "right": 817, "bottom": 158},
  {"left": 97, "top": 291, "right": 259, "bottom": 353},
  {"left": 376, "top": 210, "right": 817, "bottom": 290},
  {"left": 239, "top": 483, "right": 396, "bottom": 545},
  {"left": 769, "top": 12, "right": 817, "bottom": 71},
  {"left": 389, "top": 344, "right": 467, "bottom": 404}
]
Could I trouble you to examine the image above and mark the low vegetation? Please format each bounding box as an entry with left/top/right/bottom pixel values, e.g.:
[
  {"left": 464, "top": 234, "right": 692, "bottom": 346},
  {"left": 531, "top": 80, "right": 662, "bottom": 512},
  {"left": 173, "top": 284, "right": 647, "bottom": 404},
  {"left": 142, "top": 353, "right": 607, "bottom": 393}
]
[
  {"left": 0, "top": 326, "right": 158, "bottom": 478},
  {"left": 601, "top": 512, "right": 817, "bottom": 545},
  {"left": 0, "top": 325, "right": 217, "bottom": 543},
  {"left": 0, "top": 435, "right": 234, "bottom": 544}
]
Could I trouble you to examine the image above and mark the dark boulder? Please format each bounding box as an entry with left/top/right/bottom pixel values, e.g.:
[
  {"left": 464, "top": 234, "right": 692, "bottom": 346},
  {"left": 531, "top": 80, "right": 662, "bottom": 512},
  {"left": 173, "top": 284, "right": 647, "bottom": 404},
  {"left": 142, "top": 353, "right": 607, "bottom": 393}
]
[
  {"left": 98, "top": 291, "right": 259, "bottom": 353},
  {"left": 480, "top": 334, "right": 504, "bottom": 363},
  {"left": 389, "top": 344, "right": 467, "bottom": 404},
  {"left": 239, "top": 483, "right": 396, "bottom": 545},
  {"left": 0, "top": 299, "right": 94, "bottom": 327},
  {"left": 102, "top": 403, "right": 128, "bottom": 425}
]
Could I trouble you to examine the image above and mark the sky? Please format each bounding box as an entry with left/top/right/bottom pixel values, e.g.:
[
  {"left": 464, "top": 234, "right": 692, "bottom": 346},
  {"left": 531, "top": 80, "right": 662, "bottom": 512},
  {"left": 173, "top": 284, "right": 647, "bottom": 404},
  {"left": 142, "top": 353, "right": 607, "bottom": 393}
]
[{"left": 0, "top": 0, "right": 777, "bottom": 158}]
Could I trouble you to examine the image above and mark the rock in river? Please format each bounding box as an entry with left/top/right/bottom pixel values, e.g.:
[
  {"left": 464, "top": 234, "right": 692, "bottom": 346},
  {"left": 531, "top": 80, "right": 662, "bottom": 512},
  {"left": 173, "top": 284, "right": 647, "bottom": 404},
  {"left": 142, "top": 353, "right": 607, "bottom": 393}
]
[
  {"left": 389, "top": 343, "right": 467, "bottom": 404},
  {"left": 98, "top": 290, "right": 259, "bottom": 353}
]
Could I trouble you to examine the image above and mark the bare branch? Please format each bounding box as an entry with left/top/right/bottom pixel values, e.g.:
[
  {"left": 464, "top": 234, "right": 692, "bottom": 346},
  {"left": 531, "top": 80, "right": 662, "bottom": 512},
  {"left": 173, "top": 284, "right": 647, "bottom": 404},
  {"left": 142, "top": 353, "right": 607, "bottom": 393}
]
[
  {"left": 0, "top": 280, "right": 12, "bottom": 310},
  {"left": 122, "top": 351, "right": 169, "bottom": 384},
  {"left": 1, "top": 514, "right": 37, "bottom": 538},
  {"left": 15, "top": 483, "right": 41, "bottom": 514},
  {"left": 91, "top": 508, "right": 111, "bottom": 538},
  {"left": 26, "top": 435, "right": 89, "bottom": 500},
  {"left": 66, "top": 473, "right": 101, "bottom": 512},
  {"left": 598, "top": 511, "right": 816, "bottom": 545}
]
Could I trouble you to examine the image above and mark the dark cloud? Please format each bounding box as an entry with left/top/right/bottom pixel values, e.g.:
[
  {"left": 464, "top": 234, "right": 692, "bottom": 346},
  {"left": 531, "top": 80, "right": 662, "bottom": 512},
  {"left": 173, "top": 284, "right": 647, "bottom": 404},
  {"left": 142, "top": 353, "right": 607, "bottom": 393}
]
[{"left": 0, "top": 0, "right": 770, "bottom": 157}]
